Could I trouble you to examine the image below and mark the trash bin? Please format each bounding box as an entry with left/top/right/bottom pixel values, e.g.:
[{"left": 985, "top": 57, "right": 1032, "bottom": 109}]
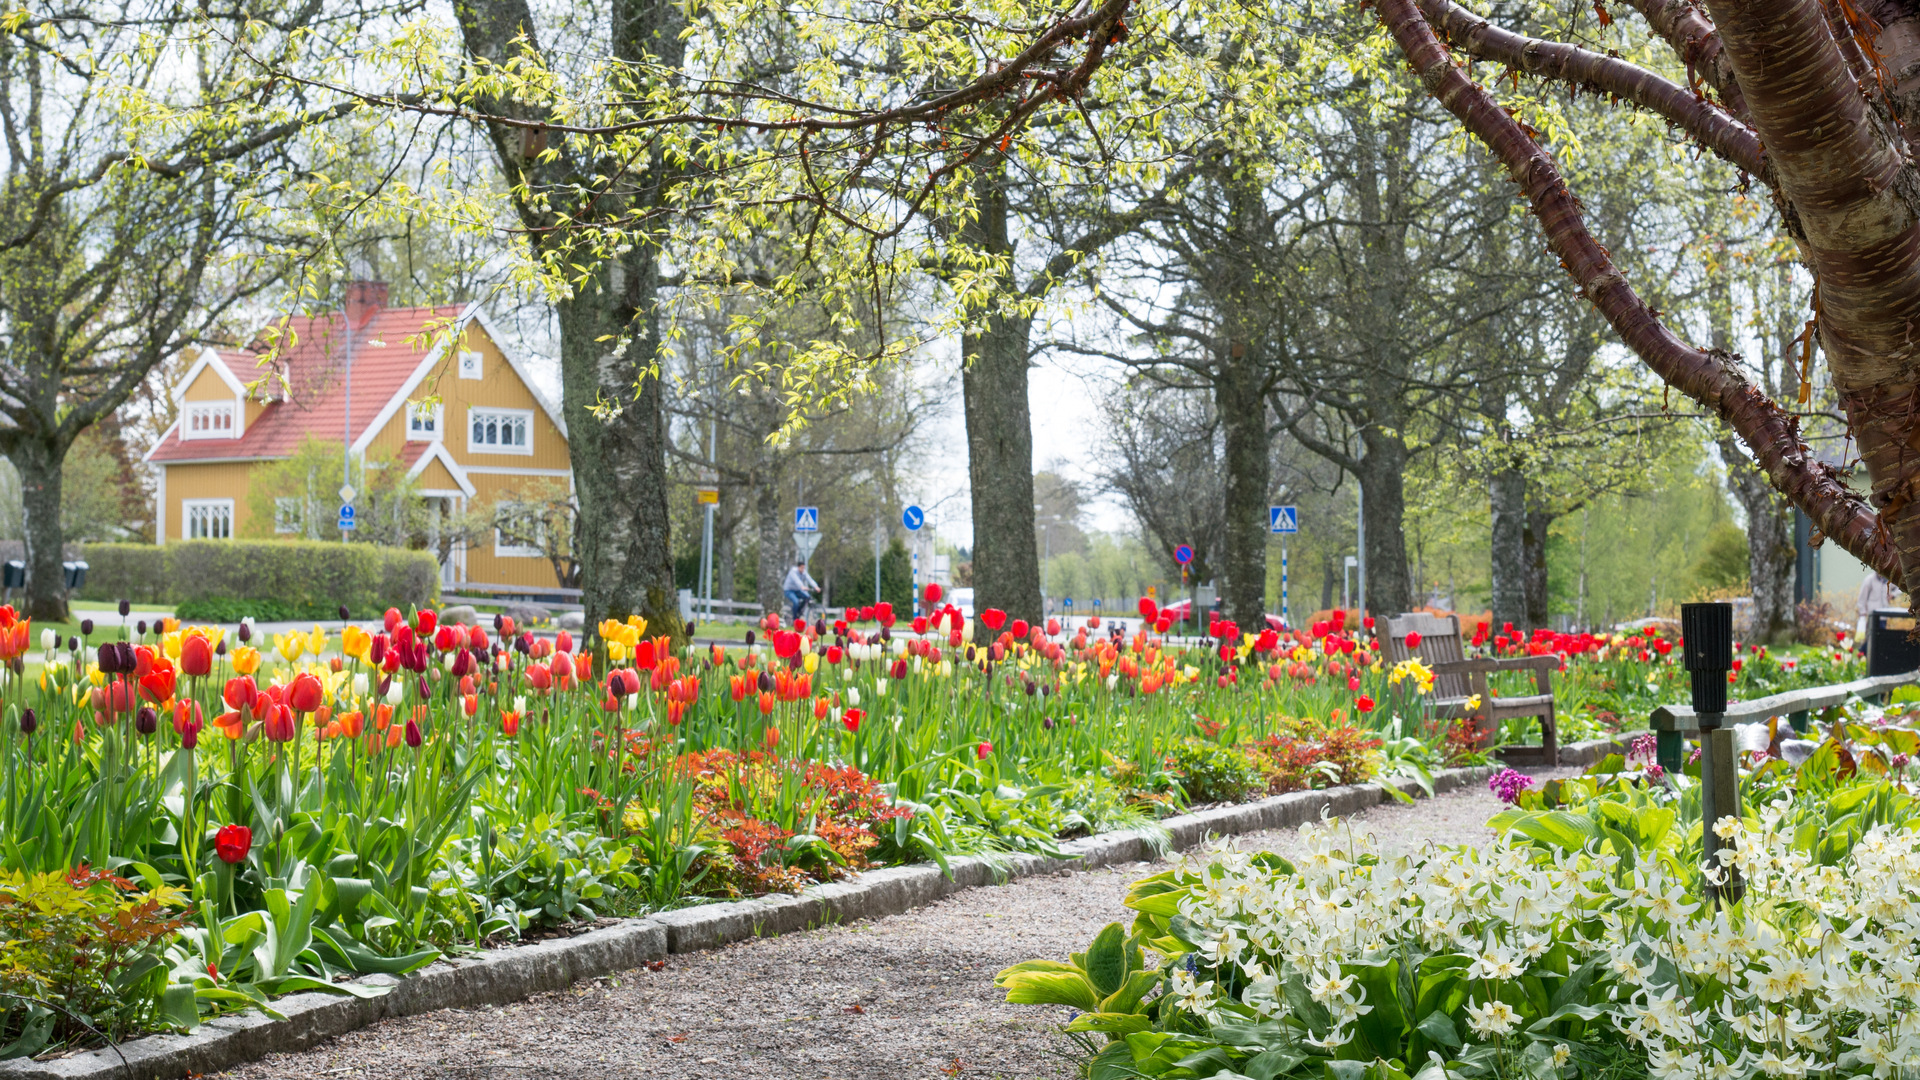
[
  {"left": 62, "top": 560, "right": 87, "bottom": 592},
  {"left": 1867, "top": 607, "right": 1920, "bottom": 676},
  {"left": 1, "top": 561, "right": 22, "bottom": 591}
]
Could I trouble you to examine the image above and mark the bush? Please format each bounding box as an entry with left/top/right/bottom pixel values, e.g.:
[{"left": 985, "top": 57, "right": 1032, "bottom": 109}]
[
  {"left": 1162, "top": 738, "right": 1264, "bottom": 804},
  {"left": 77, "top": 542, "right": 439, "bottom": 618},
  {"left": 0, "top": 867, "right": 185, "bottom": 1056}
]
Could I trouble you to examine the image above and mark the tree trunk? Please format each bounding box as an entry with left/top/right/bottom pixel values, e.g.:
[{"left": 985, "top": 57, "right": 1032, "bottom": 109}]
[
  {"left": 1720, "top": 434, "right": 1797, "bottom": 643},
  {"left": 1356, "top": 434, "right": 1413, "bottom": 618},
  {"left": 1215, "top": 345, "right": 1271, "bottom": 631},
  {"left": 13, "top": 440, "right": 68, "bottom": 621},
  {"left": 1488, "top": 464, "right": 1526, "bottom": 631},
  {"left": 755, "top": 464, "right": 786, "bottom": 616},
  {"left": 1522, "top": 507, "right": 1553, "bottom": 628},
  {"left": 457, "top": 0, "right": 688, "bottom": 649},
  {"left": 1321, "top": 553, "right": 1337, "bottom": 611},
  {"left": 960, "top": 167, "right": 1043, "bottom": 623}
]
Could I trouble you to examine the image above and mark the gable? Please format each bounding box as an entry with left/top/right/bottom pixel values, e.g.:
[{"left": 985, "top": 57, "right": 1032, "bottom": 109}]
[{"left": 360, "top": 316, "right": 571, "bottom": 473}]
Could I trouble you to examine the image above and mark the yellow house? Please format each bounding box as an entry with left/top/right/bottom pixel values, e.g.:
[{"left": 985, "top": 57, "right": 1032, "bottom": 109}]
[{"left": 143, "top": 283, "right": 573, "bottom": 590}]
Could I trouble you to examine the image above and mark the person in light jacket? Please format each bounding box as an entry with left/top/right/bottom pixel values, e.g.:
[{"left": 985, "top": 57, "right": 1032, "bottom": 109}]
[
  {"left": 1857, "top": 570, "right": 1897, "bottom": 647},
  {"left": 782, "top": 560, "right": 819, "bottom": 621}
]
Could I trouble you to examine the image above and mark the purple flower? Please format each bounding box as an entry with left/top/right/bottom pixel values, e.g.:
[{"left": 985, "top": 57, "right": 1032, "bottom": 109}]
[
  {"left": 1487, "top": 768, "right": 1534, "bottom": 804},
  {"left": 1629, "top": 733, "right": 1656, "bottom": 761}
]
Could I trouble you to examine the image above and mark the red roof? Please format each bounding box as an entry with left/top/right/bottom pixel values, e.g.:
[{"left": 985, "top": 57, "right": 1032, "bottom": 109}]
[{"left": 149, "top": 305, "right": 469, "bottom": 464}]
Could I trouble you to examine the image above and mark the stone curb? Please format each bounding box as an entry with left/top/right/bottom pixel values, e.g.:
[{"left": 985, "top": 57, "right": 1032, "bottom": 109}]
[
  {"left": 2, "top": 766, "right": 1495, "bottom": 1080},
  {"left": 1557, "top": 736, "right": 1632, "bottom": 768}
]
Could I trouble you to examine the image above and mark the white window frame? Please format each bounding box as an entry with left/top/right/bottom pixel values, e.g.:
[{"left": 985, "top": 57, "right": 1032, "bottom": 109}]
[
  {"left": 407, "top": 401, "right": 444, "bottom": 442},
  {"left": 493, "top": 503, "right": 546, "bottom": 558},
  {"left": 467, "top": 407, "right": 533, "bottom": 456},
  {"left": 457, "top": 350, "right": 483, "bottom": 380},
  {"left": 183, "top": 499, "right": 234, "bottom": 540},
  {"left": 181, "top": 401, "right": 238, "bottom": 440},
  {"left": 273, "top": 497, "right": 302, "bottom": 535}
]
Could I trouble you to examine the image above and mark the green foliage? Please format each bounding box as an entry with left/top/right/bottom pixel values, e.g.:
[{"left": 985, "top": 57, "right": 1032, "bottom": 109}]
[
  {"left": 829, "top": 537, "right": 912, "bottom": 611},
  {"left": 1690, "top": 520, "right": 1749, "bottom": 593},
  {"left": 244, "top": 437, "right": 420, "bottom": 546},
  {"left": 0, "top": 867, "right": 185, "bottom": 1056},
  {"left": 1164, "top": 738, "right": 1265, "bottom": 805},
  {"left": 449, "top": 813, "right": 639, "bottom": 930},
  {"left": 78, "top": 541, "right": 438, "bottom": 616},
  {"left": 995, "top": 921, "right": 1162, "bottom": 1037}
]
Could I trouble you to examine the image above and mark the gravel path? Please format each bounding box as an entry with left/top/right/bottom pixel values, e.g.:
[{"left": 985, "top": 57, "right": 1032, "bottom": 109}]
[{"left": 223, "top": 769, "right": 1573, "bottom": 1080}]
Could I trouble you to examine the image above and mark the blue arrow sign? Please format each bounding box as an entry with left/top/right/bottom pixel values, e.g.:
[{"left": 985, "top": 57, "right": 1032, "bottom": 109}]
[
  {"left": 1174, "top": 544, "right": 1194, "bottom": 565},
  {"left": 1063, "top": 597, "right": 1073, "bottom": 608},
  {"left": 1270, "top": 505, "right": 1298, "bottom": 534},
  {"left": 902, "top": 504, "right": 924, "bottom": 531},
  {"left": 793, "top": 506, "right": 819, "bottom": 532},
  {"left": 338, "top": 504, "right": 357, "bottom": 531},
  {"left": 1092, "top": 598, "right": 1102, "bottom": 607}
]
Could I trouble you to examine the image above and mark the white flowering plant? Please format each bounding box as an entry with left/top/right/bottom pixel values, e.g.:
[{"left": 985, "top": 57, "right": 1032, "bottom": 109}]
[{"left": 1005, "top": 807, "right": 1920, "bottom": 1080}]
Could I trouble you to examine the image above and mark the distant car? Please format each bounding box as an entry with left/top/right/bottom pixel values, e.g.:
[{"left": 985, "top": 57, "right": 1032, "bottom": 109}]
[{"left": 948, "top": 587, "right": 974, "bottom": 618}]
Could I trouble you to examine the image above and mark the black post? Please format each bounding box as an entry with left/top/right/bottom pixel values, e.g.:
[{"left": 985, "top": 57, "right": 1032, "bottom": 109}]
[{"left": 1681, "top": 602, "right": 1741, "bottom": 904}]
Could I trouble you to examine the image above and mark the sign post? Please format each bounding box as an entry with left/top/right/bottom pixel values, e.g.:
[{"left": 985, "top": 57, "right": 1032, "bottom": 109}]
[
  {"left": 696, "top": 488, "right": 719, "bottom": 621},
  {"left": 901, "top": 505, "right": 924, "bottom": 616},
  {"left": 1174, "top": 545, "right": 1195, "bottom": 630},
  {"left": 1270, "top": 506, "right": 1298, "bottom": 627}
]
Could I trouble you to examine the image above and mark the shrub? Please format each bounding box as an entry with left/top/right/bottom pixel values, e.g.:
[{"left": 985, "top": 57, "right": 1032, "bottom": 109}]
[
  {"left": 1245, "top": 722, "right": 1381, "bottom": 793},
  {"left": 77, "top": 541, "right": 439, "bottom": 618},
  {"left": 1162, "top": 738, "right": 1264, "bottom": 804},
  {"left": 0, "top": 868, "right": 185, "bottom": 1056}
]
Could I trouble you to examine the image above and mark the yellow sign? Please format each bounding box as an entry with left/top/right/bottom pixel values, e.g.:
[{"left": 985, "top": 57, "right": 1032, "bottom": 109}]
[
  {"left": 1147, "top": 585, "right": 1157, "bottom": 599},
  {"left": 695, "top": 487, "right": 719, "bottom": 504}
]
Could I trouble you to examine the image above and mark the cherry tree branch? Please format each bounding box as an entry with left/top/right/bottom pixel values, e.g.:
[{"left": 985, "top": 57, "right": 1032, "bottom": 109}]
[
  {"left": 1374, "top": 0, "right": 1903, "bottom": 585},
  {"left": 1614, "top": 0, "right": 1749, "bottom": 121},
  {"left": 1420, "top": 0, "right": 1767, "bottom": 180}
]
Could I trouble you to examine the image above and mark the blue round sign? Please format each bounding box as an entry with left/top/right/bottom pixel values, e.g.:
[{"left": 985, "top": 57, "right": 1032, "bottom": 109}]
[
  {"left": 1174, "top": 544, "right": 1194, "bottom": 565},
  {"left": 902, "top": 505, "right": 924, "bottom": 531}
]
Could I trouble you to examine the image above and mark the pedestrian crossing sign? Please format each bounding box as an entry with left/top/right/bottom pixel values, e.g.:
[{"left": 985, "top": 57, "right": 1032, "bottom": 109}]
[
  {"left": 1269, "top": 505, "right": 1298, "bottom": 534},
  {"left": 794, "top": 506, "right": 819, "bottom": 532}
]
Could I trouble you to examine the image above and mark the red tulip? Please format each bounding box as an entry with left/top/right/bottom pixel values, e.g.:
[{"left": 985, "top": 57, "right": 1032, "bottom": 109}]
[
  {"left": 526, "top": 663, "right": 553, "bottom": 691},
  {"left": 620, "top": 668, "right": 642, "bottom": 695},
  {"left": 826, "top": 645, "right": 844, "bottom": 664},
  {"left": 263, "top": 703, "right": 297, "bottom": 742},
  {"left": 173, "top": 698, "right": 204, "bottom": 735},
  {"left": 384, "top": 607, "right": 403, "bottom": 633},
  {"left": 1356, "top": 694, "right": 1376, "bottom": 713},
  {"left": 415, "top": 609, "right": 438, "bottom": 636},
  {"left": 434, "top": 625, "right": 459, "bottom": 652},
  {"left": 1137, "top": 597, "right": 1157, "bottom": 620},
  {"left": 133, "top": 645, "right": 156, "bottom": 680},
  {"left": 912, "top": 616, "right": 928, "bottom": 635},
  {"left": 981, "top": 609, "right": 1007, "bottom": 632},
  {"left": 876, "top": 602, "right": 895, "bottom": 628},
  {"left": 925, "top": 583, "right": 943, "bottom": 604},
  {"left": 468, "top": 626, "right": 489, "bottom": 651},
  {"left": 1046, "top": 618, "right": 1059, "bottom": 636},
  {"left": 772, "top": 632, "right": 800, "bottom": 660},
  {"left": 1405, "top": 631, "right": 1422, "bottom": 649},
  {"left": 287, "top": 672, "right": 324, "bottom": 713},
  {"left": 841, "top": 708, "right": 864, "bottom": 733},
  {"left": 138, "top": 666, "right": 176, "bottom": 705},
  {"left": 214, "top": 824, "right": 252, "bottom": 864},
  {"left": 976, "top": 740, "right": 993, "bottom": 760},
  {"left": 1347, "top": 676, "right": 1361, "bottom": 692},
  {"left": 552, "top": 652, "right": 574, "bottom": 680},
  {"left": 404, "top": 718, "right": 422, "bottom": 747},
  {"left": 1011, "top": 619, "right": 1029, "bottom": 638},
  {"left": 557, "top": 630, "right": 574, "bottom": 654},
  {"left": 181, "top": 634, "right": 213, "bottom": 677}
]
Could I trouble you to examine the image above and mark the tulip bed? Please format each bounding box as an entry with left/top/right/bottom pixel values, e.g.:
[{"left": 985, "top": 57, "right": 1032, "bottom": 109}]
[{"left": 0, "top": 597, "right": 1876, "bottom": 1058}]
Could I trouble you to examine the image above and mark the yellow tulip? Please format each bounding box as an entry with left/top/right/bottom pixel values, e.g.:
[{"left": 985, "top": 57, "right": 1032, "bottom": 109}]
[
  {"left": 274, "top": 632, "right": 306, "bottom": 662},
  {"left": 802, "top": 652, "right": 818, "bottom": 674},
  {"left": 341, "top": 625, "right": 373, "bottom": 664},
  {"left": 87, "top": 666, "right": 105, "bottom": 687},
  {"left": 232, "top": 645, "right": 262, "bottom": 675},
  {"left": 308, "top": 624, "right": 328, "bottom": 657}
]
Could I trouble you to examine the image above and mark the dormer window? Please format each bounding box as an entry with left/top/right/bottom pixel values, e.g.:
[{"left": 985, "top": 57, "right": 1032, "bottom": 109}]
[{"left": 183, "top": 402, "right": 237, "bottom": 440}]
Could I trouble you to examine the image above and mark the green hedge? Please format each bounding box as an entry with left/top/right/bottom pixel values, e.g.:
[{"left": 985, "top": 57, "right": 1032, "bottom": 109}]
[{"left": 77, "top": 542, "right": 440, "bottom": 620}]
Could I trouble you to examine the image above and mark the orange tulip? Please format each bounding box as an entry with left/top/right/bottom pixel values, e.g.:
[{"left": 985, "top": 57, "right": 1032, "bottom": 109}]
[
  {"left": 501, "top": 711, "right": 522, "bottom": 737},
  {"left": 757, "top": 691, "right": 774, "bottom": 715}
]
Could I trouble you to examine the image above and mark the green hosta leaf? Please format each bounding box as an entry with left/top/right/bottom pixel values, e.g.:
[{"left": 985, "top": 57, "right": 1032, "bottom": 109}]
[
  {"left": 1246, "top": 1048, "right": 1308, "bottom": 1080},
  {"left": 162, "top": 984, "right": 200, "bottom": 1032},
  {"left": 1068, "top": 1011, "right": 1155, "bottom": 1036},
  {"left": 995, "top": 959, "right": 1080, "bottom": 984},
  {"left": 1087, "top": 923, "right": 1128, "bottom": 997},
  {"left": 1002, "top": 970, "right": 1101, "bottom": 1011},
  {"left": 1101, "top": 968, "right": 1163, "bottom": 1014},
  {"left": 1508, "top": 812, "right": 1603, "bottom": 851}
]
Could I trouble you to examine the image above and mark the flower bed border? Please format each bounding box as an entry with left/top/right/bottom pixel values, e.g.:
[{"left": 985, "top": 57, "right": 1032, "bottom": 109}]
[{"left": 0, "top": 755, "right": 1572, "bottom": 1080}]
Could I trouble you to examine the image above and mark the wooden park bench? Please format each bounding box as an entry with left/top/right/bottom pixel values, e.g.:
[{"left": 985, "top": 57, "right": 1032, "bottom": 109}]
[{"left": 1384, "top": 612, "right": 1559, "bottom": 766}]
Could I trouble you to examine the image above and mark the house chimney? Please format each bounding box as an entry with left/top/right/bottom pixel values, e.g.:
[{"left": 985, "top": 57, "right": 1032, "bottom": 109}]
[{"left": 344, "top": 281, "right": 389, "bottom": 331}]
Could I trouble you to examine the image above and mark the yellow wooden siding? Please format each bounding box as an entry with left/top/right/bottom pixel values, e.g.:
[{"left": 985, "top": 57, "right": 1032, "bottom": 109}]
[
  {"left": 182, "top": 359, "right": 236, "bottom": 402},
  {"left": 364, "top": 324, "right": 571, "bottom": 472},
  {"left": 165, "top": 462, "right": 260, "bottom": 539},
  {"left": 460, "top": 471, "right": 565, "bottom": 589},
  {"left": 413, "top": 456, "right": 461, "bottom": 493}
]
